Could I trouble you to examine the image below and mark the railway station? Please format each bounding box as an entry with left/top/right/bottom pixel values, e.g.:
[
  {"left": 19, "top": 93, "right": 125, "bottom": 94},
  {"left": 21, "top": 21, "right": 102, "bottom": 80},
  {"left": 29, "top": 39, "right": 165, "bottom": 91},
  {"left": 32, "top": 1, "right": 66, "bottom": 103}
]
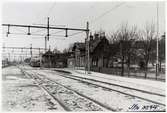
[{"left": 2, "top": 1, "right": 166, "bottom": 112}]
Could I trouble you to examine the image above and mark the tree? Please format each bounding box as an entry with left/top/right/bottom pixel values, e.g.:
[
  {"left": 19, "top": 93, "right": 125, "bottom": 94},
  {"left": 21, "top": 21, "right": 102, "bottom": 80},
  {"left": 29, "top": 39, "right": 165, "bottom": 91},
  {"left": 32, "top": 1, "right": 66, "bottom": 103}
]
[
  {"left": 145, "top": 32, "right": 165, "bottom": 72},
  {"left": 53, "top": 47, "right": 61, "bottom": 53},
  {"left": 107, "top": 31, "right": 120, "bottom": 68},
  {"left": 107, "top": 23, "right": 138, "bottom": 76},
  {"left": 116, "top": 23, "right": 137, "bottom": 76},
  {"left": 138, "top": 23, "right": 157, "bottom": 78},
  {"left": 158, "top": 33, "right": 165, "bottom": 72},
  {"left": 62, "top": 48, "right": 69, "bottom": 53}
]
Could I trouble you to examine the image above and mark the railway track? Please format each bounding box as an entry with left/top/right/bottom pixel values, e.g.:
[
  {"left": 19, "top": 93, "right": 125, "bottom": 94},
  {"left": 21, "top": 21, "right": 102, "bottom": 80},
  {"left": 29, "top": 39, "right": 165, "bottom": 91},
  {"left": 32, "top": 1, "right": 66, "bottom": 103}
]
[
  {"left": 19, "top": 66, "right": 165, "bottom": 111},
  {"left": 20, "top": 68, "right": 116, "bottom": 111},
  {"left": 72, "top": 70, "right": 165, "bottom": 94},
  {"left": 50, "top": 70, "right": 165, "bottom": 107},
  {"left": 55, "top": 70, "right": 165, "bottom": 96}
]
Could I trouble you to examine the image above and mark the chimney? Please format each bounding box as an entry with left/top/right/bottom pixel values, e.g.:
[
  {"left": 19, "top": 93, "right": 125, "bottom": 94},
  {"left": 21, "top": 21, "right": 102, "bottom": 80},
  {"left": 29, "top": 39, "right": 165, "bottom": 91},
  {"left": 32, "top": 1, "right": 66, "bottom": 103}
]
[
  {"left": 90, "top": 32, "right": 93, "bottom": 41},
  {"left": 100, "top": 32, "right": 105, "bottom": 39},
  {"left": 94, "top": 33, "right": 99, "bottom": 39}
]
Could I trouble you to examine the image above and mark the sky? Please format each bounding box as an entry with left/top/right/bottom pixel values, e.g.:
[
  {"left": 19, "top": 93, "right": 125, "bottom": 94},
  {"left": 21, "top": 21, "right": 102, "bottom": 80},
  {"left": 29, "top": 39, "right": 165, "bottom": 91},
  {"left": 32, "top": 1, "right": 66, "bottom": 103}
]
[{"left": 2, "top": 1, "right": 166, "bottom": 59}]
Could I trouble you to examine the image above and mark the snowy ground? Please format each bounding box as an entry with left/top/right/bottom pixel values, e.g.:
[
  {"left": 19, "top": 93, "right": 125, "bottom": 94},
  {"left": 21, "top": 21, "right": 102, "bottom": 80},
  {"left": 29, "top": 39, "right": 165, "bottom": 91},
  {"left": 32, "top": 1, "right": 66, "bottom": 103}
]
[
  {"left": 2, "top": 66, "right": 64, "bottom": 111},
  {"left": 2, "top": 65, "right": 165, "bottom": 112},
  {"left": 27, "top": 67, "right": 165, "bottom": 111},
  {"left": 65, "top": 69, "right": 165, "bottom": 93}
]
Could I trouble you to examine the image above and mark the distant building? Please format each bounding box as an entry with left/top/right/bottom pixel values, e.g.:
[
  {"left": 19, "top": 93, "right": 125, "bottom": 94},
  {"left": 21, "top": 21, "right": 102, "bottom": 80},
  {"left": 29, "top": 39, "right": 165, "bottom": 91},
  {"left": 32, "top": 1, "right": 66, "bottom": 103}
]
[
  {"left": 41, "top": 50, "right": 68, "bottom": 68},
  {"left": 41, "top": 50, "right": 54, "bottom": 68},
  {"left": 67, "top": 52, "right": 75, "bottom": 68},
  {"left": 67, "top": 32, "right": 110, "bottom": 71},
  {"left": 90, "top": 33, "right": 110, "bottom": 71},
  {"left": 73, "top": 42, "right": 86, "bottom": 69}
]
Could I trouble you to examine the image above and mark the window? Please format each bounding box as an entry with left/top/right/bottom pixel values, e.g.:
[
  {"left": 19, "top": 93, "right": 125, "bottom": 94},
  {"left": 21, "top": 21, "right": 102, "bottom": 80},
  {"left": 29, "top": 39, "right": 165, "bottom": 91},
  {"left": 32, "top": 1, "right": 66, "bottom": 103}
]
[{"left": 92, "top": 58, "right": 98, "bottom": 67}]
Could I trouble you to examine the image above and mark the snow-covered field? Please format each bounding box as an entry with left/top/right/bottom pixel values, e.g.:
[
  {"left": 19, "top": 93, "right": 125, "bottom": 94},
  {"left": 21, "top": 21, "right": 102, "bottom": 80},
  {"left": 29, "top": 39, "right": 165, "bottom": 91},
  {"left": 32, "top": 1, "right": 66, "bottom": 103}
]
[{"left": 2, "top": 66, "right": 64, "bottom": 111}]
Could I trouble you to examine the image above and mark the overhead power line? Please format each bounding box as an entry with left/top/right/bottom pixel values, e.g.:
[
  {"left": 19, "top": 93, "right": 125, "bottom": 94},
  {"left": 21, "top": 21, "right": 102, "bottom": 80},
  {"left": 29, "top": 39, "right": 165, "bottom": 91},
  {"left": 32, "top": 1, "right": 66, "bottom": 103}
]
[
  {"left": 91, "top": 2, "right": 126, "bottom": 24},
  {"left": 50, "top": 30, "right": 64, "bottom": 35},
  {"left": 2, "top": 24, "right": 88, "bottom": 31},
  {"left": 47, "top": 2, "right": 57, "bottom": 17},
  {"left": 33, "top": 23, "right": 65, "bottom": 27},
  {"left": 31, "top": 29, "right": 46, "bottom": 34},
  {"left": 3, "top": 46, "right": 46, "bottom": 50},
  {"left": 33, "top": 2, "right": 56, "bottom": 25},
  {"left": 68, "top": 31, "right": 84, "bottom": 37},
  {"left": 14, "top": 28, "right": 27, "bottom": 34}
]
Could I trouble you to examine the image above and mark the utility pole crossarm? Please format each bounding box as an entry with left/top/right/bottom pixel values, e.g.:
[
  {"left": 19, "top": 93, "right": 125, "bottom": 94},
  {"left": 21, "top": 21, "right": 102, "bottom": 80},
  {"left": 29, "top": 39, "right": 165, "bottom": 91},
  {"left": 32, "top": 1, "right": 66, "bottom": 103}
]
[
  {"left": 3, "top": 47, "right": 46, "bottom": 50},
  {"left": 2, "top": 24, "right": 89, "bottom": 32}
]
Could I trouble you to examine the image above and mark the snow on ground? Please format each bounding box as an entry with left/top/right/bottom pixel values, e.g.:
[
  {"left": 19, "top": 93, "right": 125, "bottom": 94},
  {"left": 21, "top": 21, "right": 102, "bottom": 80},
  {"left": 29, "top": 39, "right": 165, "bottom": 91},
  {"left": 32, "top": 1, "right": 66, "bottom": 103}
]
[
  {"left": 2, "top": 66, "right": 64, "bottom": 111},
  {"left": 30, "top": 69, "right": 165, "bottom": 111},
  {"left": 65, "top": 69, "right": 165, "bottom": 94}
]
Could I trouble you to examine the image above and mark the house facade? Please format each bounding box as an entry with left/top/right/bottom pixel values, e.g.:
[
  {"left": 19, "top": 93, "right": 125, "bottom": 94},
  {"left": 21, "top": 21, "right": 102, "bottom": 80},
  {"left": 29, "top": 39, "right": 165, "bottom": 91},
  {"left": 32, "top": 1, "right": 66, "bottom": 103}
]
[
  {"left": 67, "top": 33, "right": 110, "bottom": 71},
  {"left": 90, "top": 33, "right": 110, "bottom": 72}
]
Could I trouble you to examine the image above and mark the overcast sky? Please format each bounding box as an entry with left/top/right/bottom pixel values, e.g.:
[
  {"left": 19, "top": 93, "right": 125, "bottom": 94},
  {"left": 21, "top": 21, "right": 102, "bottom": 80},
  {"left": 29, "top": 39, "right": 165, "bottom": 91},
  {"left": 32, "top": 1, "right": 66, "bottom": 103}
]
[{"left": 2, "top": 1, "right": 165, "bottom": 53}]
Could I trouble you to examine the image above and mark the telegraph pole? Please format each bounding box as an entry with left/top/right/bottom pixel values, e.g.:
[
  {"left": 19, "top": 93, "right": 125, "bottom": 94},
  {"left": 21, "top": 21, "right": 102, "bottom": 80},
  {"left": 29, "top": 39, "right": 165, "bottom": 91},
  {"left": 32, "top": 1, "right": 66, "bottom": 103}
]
[
  {"left": 47, "top": 17, "right": 49, "bottom": 40},
  {"left": 39, "top": 48, "right": 40, "bottom": 56},
  {"left": 49, "top": 45, "right": 51, "bottom": 68},
  {"left": 45, "top": 36, "right": 47, "bottom": 52},
  {"left": 30, "top": 44, "right": 32, "bottom": 59},
  {"left": 86, "top": 22, "right": 90, "bottom": 74},
  {"left": 21, "top": 48, "right": 23, "bottom": 64},
  {"left": 45, "top": 17, "right": 50, "bottom": 52},
  {"left": 39, "top": 48, "right": 42, "bottom": 67},
  {"left": 156, "top": 2, "right": 159, "bottom": 79},
  {"left": 8, "top": 53, "right": 10, "bottom": 63}
]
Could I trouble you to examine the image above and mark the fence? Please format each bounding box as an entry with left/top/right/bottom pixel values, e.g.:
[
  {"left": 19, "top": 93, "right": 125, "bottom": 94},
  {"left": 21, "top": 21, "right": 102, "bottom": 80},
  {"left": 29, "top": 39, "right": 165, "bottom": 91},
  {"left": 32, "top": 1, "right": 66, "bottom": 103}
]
[{"left": 90, "top": 67, "right": 165, "bottom": 81}]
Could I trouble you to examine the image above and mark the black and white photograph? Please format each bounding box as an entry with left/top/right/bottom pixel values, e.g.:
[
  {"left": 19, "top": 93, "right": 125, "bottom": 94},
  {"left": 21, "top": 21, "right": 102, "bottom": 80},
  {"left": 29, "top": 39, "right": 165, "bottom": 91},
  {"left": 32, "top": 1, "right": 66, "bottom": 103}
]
[{"left": 1, "top": 0, "right": 166, "bottom": 112}]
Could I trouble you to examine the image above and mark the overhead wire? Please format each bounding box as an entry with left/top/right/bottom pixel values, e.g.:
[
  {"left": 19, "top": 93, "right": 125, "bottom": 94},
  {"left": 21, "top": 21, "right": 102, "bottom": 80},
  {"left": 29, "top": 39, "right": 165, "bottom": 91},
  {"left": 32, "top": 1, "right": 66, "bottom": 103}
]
[
  {"left": 32, "top": 2, "right": 56, "bottom": 27},
  {"left": 3, "top": 32, "right": 46, "bottom": 37},
  {"left": 4, "top": 2, "right": 127, "bottom": 46},
  {"left": 69, "top": 3, "right": 95, "bottom": 26},
  {"left": 14, "top": 28, "right": 27, "bottom": 34},
  {"left": 31, "top": 2, "right": 65, "bottom": 40},
  {"left": 50, "top": 30, "right": 64, "bottom": 35},
  {"left": 30, "top": 2, "right": 86, "bottom": 39},
  {"left": 68, "top": 31, "right": 84, "bottom": 37},
  {"left": 31, "top": 29, "right": 46, "bottom": 34},
  {"left": 47, "top": 2, "right": 57, "bottom": 17},
  {"left": 91, "top": 2, "right": 126, "bottom": 24}
]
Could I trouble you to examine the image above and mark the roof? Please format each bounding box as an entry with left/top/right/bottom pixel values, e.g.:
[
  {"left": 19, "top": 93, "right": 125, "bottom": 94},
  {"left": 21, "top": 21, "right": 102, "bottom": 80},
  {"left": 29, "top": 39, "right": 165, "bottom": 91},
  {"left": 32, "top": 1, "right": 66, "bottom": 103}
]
[
  {"left": 90, "top": 36, "right": 109, "bottom": 53},
  {"left": 90, "top": 37, "right": 101, "bottom": 53},
  {"left": 72, "top": 34, "right": 109, "bottom": 53},
  {"left": 72, "top": 42, "right": 85, "bottom": 51},
  {"left": 42, "top": 50, "right": 54, "bottom": 57}
]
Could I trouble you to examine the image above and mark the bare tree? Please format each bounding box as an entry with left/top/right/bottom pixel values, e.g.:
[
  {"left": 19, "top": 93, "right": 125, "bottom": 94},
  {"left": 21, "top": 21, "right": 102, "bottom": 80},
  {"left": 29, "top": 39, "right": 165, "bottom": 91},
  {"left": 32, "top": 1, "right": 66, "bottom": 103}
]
[
  {"left": 107, "top": 23, "right": 138, "bottom": 76},
  {"left": 138, "top": 23, "right": 157, "bottom": 78},
  {"left": 126, "top": 26, "right": 137, "bottom": 76},
  {"left": 159, "top": 33, "right": 165, "bottom": 72},
  {"left": 62, "top": 48, "right": 69, "bottom": 53},
  {"left": 107, "top": 31, "right": 120, "bottom": 68},
  {"left": 53, "top": 47, "right": 61, "bottom": 53},
  {"left": 62, "top": 43, "right": 75, "bottom": 54},
  {"left": 116, "top": 23, "right": 138, "bottom": 76}
]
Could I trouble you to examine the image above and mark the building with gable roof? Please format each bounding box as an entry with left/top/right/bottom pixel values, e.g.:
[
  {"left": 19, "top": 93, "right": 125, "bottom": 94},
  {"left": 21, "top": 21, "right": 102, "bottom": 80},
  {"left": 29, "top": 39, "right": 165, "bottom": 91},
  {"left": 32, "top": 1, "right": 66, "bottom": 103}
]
[{"left": 67, "top": 32, "right": 110, "bottom": 71}]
